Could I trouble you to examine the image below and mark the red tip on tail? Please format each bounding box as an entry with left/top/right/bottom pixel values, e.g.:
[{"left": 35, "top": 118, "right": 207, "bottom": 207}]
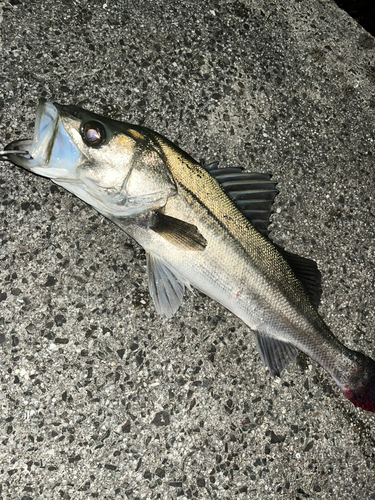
[{"left": 336, "top": 352, "right": 375, "bottom": 413}]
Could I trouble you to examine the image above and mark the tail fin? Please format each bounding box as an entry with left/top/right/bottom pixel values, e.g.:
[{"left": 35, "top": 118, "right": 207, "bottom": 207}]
[{"left": 335, "top": 351, "right": 375, "bottom": 413}]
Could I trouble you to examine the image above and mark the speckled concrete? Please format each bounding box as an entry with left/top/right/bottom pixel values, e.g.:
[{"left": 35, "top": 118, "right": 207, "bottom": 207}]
[{"left": 0, "top": 1, "right": 375, "bottom": 499}]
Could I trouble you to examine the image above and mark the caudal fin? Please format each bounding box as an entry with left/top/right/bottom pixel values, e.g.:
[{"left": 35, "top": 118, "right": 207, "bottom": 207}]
[{"left": 335, "top": 351, "right": 375, "bottom": 413}]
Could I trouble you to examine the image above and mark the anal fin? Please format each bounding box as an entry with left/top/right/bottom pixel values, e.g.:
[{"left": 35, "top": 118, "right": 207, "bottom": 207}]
[{"left": 253, "top": 331, "right": 298, "bottom": 376}]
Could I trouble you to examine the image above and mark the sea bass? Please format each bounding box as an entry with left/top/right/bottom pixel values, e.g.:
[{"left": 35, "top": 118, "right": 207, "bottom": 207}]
[{"left": 1, "top": 99, "right": 374, "bottom": 413}]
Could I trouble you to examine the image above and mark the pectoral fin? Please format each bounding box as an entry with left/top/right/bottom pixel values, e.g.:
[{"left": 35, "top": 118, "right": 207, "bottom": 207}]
[
  {"left": 146, "top": 252, "right": 190, "bottom": 318},
  {"left": 253, "top": 331, "right": 298, "bottom": 377},
  {"left": 150, "top": 212, "right": 207, "bottom": 251}
]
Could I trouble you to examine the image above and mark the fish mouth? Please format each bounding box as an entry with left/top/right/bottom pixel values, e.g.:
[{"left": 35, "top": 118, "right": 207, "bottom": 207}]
[{"left": 4, "top": 99, "right": 81, "bottom": 179}]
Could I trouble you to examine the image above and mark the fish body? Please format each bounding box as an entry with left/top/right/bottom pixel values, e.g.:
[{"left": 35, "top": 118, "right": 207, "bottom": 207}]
[{"left": 3, "top": 100, "right": 375, "bottom": 413}]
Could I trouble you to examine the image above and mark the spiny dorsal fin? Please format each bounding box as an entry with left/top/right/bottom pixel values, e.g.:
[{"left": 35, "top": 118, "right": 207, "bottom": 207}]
[{"left": 201, "top": 160, "right": 277, "bottom": 237}]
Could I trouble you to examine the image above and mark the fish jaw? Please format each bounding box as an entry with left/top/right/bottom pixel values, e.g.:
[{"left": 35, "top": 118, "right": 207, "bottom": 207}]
[{"left": 5, "top": 99, "right": 82, "bottom": 179}]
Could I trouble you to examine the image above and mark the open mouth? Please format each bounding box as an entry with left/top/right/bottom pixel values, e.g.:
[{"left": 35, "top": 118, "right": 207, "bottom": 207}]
[{"left": 2, "top": 99, "right": 81, "bottom": 179}]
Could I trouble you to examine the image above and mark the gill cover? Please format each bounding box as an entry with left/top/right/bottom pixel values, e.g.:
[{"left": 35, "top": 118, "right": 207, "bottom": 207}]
[{"left": 5, "top": 99, "right": 177, "bottom": 217}]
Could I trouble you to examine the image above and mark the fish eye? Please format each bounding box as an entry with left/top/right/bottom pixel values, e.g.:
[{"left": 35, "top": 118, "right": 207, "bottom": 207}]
[{"left": 81, "top": 121, "right": 106, "bottom": 148}]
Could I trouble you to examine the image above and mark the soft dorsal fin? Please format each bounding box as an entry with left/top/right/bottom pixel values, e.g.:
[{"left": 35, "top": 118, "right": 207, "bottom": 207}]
[
  {"left": 276, "top": 246, "right": 322, "bottom": 309},
  {"left": 201, "top": 160, "right": 277, "bottom": 237}
]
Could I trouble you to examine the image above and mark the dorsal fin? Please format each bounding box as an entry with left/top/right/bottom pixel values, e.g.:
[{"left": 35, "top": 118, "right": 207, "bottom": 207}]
[
  {"left": 201, "top": 161, "right": 322, "bottom": 309},
  {"left": 201, "top": 160, "right": 277, "bottom": 237},
  {"left": 276, "top": 246, "right": 322, "bottom": 309}
]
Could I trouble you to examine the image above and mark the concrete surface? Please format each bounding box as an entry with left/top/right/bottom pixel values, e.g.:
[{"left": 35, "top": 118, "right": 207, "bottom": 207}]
[{"left": 0, "top": 0, "right": 374, "bottom": 499}]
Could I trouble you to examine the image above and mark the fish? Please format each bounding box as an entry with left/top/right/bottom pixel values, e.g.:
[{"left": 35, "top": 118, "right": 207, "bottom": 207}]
[{"left": 1, "top": 99, "right": 374, "bottom": 413}]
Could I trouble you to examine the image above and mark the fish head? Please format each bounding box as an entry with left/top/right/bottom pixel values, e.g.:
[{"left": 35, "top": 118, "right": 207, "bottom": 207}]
[{"left": 5, "top": 99, "right": 176, "bottom": 217}]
